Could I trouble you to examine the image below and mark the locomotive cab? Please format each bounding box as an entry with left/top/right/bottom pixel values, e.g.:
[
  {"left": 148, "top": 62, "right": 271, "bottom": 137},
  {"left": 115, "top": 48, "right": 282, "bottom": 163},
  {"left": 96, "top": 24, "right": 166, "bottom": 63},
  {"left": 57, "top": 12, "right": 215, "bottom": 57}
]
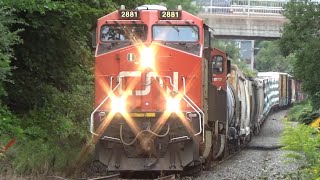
[{"left": 91, "top": 5, "right": 207, "bottom": 172}]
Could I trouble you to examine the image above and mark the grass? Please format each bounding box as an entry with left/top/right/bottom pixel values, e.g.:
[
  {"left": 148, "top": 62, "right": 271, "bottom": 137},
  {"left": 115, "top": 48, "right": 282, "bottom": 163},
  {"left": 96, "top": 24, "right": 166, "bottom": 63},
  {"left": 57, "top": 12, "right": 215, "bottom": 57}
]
[{"left": 281, "top": 121, "right": 320, "bottom": 179}]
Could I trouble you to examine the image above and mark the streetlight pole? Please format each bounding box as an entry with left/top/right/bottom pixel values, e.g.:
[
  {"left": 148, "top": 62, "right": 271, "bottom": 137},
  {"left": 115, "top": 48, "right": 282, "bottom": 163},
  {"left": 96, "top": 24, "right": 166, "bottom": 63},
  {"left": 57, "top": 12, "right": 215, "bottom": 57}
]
[{"left": 251, "top": 40, "right": 255, "bottom": 70}]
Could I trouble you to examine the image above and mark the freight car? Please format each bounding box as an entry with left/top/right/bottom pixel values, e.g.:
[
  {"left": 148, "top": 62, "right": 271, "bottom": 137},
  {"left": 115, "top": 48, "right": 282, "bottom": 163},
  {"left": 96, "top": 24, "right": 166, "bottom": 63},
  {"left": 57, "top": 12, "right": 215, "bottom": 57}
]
[{"left": 90, "top": 4, "right": 303, "bottom": 175}]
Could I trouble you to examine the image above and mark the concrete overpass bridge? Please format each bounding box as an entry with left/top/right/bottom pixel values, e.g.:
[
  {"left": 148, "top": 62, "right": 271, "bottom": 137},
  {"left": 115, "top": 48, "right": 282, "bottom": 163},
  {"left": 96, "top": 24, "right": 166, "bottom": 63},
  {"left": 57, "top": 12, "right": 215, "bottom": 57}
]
[{"left": 196, "top": 0, "right": 289, "bottom": 40}]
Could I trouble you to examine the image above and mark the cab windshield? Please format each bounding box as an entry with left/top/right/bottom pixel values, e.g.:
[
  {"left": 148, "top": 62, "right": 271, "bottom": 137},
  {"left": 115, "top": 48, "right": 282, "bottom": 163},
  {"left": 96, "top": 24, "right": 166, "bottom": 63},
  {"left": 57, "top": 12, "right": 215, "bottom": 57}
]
[
  {"left": 152, "top": 25, "right": 199, "bottom": 42},
  {"left": 101, "top": 24, "right": 147, "bottom": 42},
  {"left": 97, "top": 24, "right": 147, "bottom": 55}
]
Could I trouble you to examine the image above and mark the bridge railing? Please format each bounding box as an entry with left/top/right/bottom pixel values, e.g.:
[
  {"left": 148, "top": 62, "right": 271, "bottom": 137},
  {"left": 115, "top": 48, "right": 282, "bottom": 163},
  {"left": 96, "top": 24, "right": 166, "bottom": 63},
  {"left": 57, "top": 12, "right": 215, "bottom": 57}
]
[{"left": 197, "top": 0, "right": 288, "bottom": 16}]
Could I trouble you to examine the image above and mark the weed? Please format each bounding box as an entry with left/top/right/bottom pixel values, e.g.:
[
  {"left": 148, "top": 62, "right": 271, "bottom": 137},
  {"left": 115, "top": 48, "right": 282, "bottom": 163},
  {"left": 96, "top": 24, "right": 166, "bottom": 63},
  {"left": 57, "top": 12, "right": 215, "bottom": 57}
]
[{"left": 281, "top": 123, "right": 320, "bottom": 179}]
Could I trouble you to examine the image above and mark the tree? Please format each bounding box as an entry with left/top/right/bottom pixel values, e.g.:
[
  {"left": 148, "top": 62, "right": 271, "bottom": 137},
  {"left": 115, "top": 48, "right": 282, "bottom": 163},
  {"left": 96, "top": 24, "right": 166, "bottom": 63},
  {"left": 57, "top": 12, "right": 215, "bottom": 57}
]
[
  {"left": 214, "top": 39, "right": 257, "bottom": 77},
  {"left": 0, "top": 0, "right": 153, "bottom": 173},
  {"left": 0, "top": 5, "right": 23, "bottom": 147},
  {"left": 279, "top": 0, "right": 320, "bottom": 110},
  {"left": 255, "top": 41, "right": 295, "bottom": 74},
  {"left": 0, "top": 5, "right": 22, "bottom": 98},
  {"left": 213, "top": 39, "right": 241, "bottom": 60}
]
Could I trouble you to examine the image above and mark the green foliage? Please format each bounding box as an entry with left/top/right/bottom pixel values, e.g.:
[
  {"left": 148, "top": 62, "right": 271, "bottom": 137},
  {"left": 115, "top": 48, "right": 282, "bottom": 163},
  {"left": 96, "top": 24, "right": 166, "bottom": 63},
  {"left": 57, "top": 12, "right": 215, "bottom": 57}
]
[
  {"left": 213, "top": 39, "right": 241, "bottom": 60},
  {"left": 231, "top": 59, "right": 257, "bottom": 78},
  {"left": 294, "top": 39, "right": 320, "bottom": 110},
  {"left": 0, "top": 5, "right": 24, "bottom": 161},
  {"left": 2, "top": 0, "right": 111, "bottom": 111},
  {"left": 286, "top": 100, "right": 319, "bottom": 125},
  {"left": 0, "top": 0, "right": 150, "bottom": 174},
  {"left": 281, "top": 123, "right": 320, "bottom": 179},
  {"left": 0, "top": 104, "right": 23, "bottom": 166},
  {"left": 299, "top": 109, "right": 320, "bottom": 125},
  {"left": 214, "top": 39, "right": 257, "bottom": 77},
  {"left": 255, "top": 41, "right": 295, "bottom": 74},
  {"left": 287, "top": 100, "right": 312, "bottom": 122},
  {"left": 0, "top": 5, "right": 23, "bottom": 97},
  {"left": 0, "top": 104, "right": 23, "bottom": 137},
  {"left": 280, "top": 0, "right": 320, "bottom": 56},
  {"left": 279, "top": 0, "right": 320, "bottom": 110},
  {"left": 2, "top": 75, "right": 94, "bottom": 173},
  {"left": 10, "top": 139, "right": 82, "bottom": 173}
]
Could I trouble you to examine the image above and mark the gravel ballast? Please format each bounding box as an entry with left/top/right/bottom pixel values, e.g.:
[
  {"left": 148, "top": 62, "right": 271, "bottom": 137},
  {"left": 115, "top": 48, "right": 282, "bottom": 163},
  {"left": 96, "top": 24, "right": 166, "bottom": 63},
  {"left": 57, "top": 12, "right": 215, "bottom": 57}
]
[{"left": 197, "top": 109, "right": 302, "bottom": 180}]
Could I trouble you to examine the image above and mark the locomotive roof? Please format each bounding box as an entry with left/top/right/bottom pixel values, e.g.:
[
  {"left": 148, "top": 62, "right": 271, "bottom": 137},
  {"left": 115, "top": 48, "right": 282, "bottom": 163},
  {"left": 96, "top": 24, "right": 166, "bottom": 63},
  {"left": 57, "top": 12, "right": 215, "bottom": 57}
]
[
  {"left": 257, "top": 72, "right": 288, "bottom": 77},
  {"left": 136, "top": 5, "right": 167, "bottom": 10}
]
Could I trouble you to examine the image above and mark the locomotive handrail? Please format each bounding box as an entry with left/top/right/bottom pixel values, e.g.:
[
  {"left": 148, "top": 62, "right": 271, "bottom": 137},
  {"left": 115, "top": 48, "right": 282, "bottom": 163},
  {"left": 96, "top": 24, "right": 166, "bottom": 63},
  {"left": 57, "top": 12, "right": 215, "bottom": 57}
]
[
  {"left": 181, "top": 76, "right": 205, "bottom": 140},
  {"left": 163, "top": 75, "right": 205, "bottom": 142},
  {"left": 90, "top": 79, "right": 122, "bottom": 136}
]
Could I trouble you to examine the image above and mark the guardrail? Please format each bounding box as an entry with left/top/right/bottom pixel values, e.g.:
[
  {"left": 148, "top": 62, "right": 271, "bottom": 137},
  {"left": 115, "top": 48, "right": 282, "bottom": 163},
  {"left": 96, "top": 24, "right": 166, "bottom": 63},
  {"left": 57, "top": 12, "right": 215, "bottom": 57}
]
[
  {"left": 197, "top": 0, "right": 287, "bottom": 16},
  {"left": 201, "top": 5, "right": 284, "bottom": 16}
]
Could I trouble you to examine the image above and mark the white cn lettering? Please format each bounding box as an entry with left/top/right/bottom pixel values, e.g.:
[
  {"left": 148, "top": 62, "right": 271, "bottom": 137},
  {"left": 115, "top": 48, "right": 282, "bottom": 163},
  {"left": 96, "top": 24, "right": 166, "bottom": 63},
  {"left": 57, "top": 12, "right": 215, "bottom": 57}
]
[
  {"left": 167, "top": 72, "right": 179, "bottom": 94},
  {"left": 135, "top": 72, "right": 156, "bottom": 96},
  {"left": 118, "top": 71, "right": 178, "bottom": 96},
  {"left": 118, "top": 71, "right": 141, "bottom": 95}
]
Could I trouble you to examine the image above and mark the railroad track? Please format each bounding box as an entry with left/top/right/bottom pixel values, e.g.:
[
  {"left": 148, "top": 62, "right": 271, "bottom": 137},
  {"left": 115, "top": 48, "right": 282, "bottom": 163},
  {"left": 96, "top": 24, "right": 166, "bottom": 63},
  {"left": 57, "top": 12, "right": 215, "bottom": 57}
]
[
  {"left": 154, "top": 174, "right": 176, "bottom": 180},
  {"left": 85, "top": 174, "right": 175, "bottom": 180},
  {"left": 47, "top": 174, "right": 120, "bottom": 180},
  {"left": 87, "top": 174, "right": 120, "bottom": 180},
  {"left": 47, "top": 173, "right": 175, "bottom": 180}
]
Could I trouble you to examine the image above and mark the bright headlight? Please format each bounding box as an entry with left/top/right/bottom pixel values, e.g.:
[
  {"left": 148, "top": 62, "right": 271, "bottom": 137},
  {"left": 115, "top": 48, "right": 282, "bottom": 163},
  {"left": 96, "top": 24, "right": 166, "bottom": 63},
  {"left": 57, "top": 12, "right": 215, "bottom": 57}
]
[
  {"left": 140, "top": 47, "right": 155, "bottom": 69},
  {"left": 111, "top": 96, "right": 126, "bottom": 114},
  {"left": 166, "top": 97, "right": 181, "bottom": 113}
]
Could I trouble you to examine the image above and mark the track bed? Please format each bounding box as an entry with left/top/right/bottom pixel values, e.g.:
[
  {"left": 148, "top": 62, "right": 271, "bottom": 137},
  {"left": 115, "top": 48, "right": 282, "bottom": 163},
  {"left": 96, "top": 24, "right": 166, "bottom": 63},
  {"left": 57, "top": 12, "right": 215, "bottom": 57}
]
[{"left": 197, "top": 109, "right": 302, "bottom": 180}]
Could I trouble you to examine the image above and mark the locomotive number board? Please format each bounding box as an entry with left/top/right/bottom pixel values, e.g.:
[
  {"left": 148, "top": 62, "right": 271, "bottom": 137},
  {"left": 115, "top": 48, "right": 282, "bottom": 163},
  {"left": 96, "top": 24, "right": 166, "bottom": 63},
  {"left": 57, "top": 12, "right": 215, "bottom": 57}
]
[
  {"left": 129, "top": 112, "right": 156, "bottom": 118},
  {"left": 119, "top": 10, "right": 140, "bottom": 19},
  {"left": 159, "top": 10, "right": 182, "bottom": 20}
]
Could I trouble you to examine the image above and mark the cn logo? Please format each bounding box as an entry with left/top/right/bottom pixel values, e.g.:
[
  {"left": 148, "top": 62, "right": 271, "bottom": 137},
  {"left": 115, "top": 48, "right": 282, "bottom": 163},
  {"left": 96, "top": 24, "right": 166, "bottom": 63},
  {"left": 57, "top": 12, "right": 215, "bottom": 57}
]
[{"left": 118, "top": 71, "right": 179, "bottom": 96}]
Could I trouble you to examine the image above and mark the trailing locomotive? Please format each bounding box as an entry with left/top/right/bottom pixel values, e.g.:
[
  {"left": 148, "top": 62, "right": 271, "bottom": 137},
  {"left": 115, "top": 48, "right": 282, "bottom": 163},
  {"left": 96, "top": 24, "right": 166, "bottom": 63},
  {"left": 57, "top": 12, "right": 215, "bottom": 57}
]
[{"left": 90, "top": 4, "right": 303, "bottom": 174}]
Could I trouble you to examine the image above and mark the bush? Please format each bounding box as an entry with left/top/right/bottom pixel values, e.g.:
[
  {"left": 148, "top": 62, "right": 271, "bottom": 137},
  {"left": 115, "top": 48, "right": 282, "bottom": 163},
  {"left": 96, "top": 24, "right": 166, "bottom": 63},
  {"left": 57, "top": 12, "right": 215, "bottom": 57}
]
[
  {"left": 0, "top": 104, "right": 23, "bottom": 171},
  {"left": 310, "top": 92, "right": 320, "bottom": 112},
  {"left": 10, "top": 139, "right": 86, "bottom": 174},
  {"left": 0, "top": 0, "right": 98, "bottom": 174},
  {"left": 9, "top": 79, "right": 94, "bottom": 173},
  {"left": 287, "top": 100, "right": 312, "bottom": 122},
  {"left": 286, "top": 100, "right": 320, "bottom": 125},
  {"left": 281, "top": 123, "right": 320, "bottom": 179},
  {"left": 0, "top": 105, "right": 23, "bottom": 136},
  {"left": 299, "top": 109, "right": 320, "bottom": 125}
]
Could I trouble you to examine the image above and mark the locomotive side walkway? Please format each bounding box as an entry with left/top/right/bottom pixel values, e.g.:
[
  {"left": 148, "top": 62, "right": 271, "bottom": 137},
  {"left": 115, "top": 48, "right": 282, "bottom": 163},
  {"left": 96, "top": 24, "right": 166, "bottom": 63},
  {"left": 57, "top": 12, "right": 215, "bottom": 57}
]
[{"left": 198, "top": 109, "right": 304, "bottom": 180}]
